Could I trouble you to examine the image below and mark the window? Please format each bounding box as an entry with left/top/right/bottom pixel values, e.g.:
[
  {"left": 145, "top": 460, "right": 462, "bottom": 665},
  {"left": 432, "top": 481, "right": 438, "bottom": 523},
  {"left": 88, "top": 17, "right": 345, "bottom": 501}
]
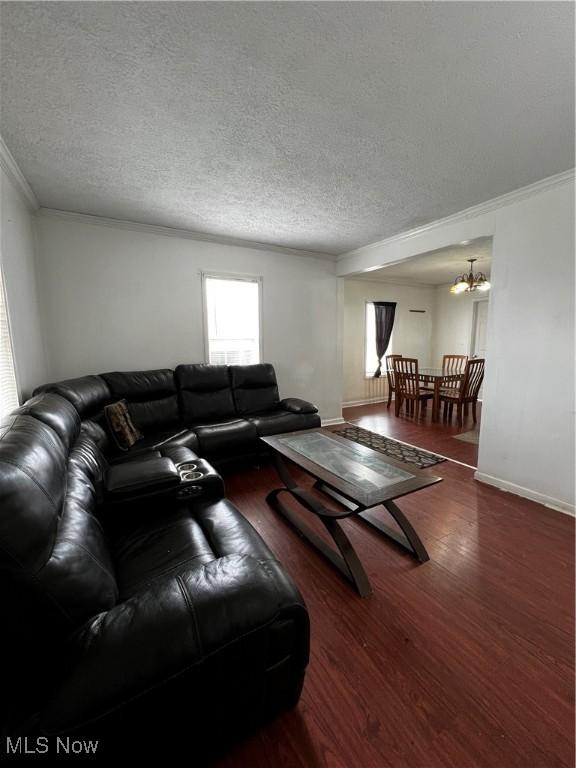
[
  {"left": 0, "top": 266, "right": 19, "bottom": 419},
  {"left": 365, "top": 302, "right": 392, "bottom": 376},
  {"left": 203, "top": 274, "right": 262, "bottom": 365}
]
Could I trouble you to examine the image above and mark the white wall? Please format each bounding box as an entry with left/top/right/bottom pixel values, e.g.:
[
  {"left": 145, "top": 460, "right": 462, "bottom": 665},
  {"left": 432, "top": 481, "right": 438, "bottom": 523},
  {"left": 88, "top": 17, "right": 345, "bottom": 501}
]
[
  {"left": 477, "top": 183, "right": 574, "bottom": 511},
  {"left": 338, "top": 175, "right": 575, "bottom": 513},
  {"left": 432, "top": 284, "right": 490, "bottom": 367},
  {"left": 0, "top": 165, "right": 47, "bottom": 399},
  {"left": 35, "top": 213, "right": 343, "bottom": 422},
  {"left": 343, "top": 279, "right": 435, "bottom": 404}
]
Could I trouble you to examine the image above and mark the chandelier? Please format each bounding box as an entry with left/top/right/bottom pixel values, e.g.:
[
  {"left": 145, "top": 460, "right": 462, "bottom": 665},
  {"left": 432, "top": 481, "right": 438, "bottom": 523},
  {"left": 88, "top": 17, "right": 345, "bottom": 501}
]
[{"left": 449, "top": 258, "right": 491, "bottom": 294}]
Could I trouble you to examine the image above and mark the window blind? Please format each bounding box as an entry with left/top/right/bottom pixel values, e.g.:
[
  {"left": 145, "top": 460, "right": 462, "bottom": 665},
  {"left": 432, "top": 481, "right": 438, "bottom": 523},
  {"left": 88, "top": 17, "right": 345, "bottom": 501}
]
[
  {"left": 0, "top": 267, "right": 19, "bottom": 419},
  {"left": 203, "top": 275, "right": 261, "bottom": 366}
]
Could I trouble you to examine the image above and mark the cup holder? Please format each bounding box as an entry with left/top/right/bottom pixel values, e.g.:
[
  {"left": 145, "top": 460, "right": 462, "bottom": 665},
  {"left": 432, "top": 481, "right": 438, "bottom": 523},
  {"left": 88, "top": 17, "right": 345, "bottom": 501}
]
[
  {"left": 178, "top": 463, "right": 197, "bottom": 473},
  {"left": 178, "top": 462, "right": 203, "bottom": 483},
  {"left": 180, "top": 470, "right": 203, "bottom": 483}
]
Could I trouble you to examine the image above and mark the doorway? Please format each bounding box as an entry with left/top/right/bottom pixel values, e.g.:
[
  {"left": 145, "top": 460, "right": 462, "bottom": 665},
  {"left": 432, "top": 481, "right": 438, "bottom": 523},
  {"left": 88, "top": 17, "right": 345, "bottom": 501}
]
[
  {"left": 340, "top": 236, "right": 492, "bottom": 467},
  {"left": 471, "top": 299, "right": 489, "bottom": 359},
  {"left": 471, "top": 299, "right": 489, "bottom": 400}
]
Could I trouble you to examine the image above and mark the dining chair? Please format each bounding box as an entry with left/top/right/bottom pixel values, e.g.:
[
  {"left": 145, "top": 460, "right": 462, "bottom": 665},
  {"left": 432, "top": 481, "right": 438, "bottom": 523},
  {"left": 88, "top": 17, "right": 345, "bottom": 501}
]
[
  {"left": 440, "top": 358, "right": 485, "bottom": 427},
  {"left": 393, "top": 358, "right": 433, "bottom": 420},
  {"left": 442, "top": 354, "right": 468, "bottom": 376},
  {"left": 441, "top": 354, "right": 468, "bottom": 395},
  {"left": 385, "top": 354, "right": 402, "bottom": 409}
]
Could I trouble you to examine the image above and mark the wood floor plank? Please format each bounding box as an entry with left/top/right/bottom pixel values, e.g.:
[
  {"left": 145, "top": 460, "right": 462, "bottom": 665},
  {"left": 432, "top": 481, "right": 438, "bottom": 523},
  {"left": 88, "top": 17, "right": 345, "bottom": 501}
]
[{"left": 216, "top": 407, "right": 574, "bottom": 768}]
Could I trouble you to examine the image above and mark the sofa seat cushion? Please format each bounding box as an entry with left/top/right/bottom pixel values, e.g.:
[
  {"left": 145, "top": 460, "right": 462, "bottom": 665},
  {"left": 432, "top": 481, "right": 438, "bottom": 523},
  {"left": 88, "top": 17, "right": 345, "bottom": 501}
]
[
  {"left": 107, "top": 433, "right": 174, "bottom": 463},
  {"left": 107, "top": 430, "right": 199, "bottom": 464},
  {"left": 113, "top": 514, "right": 215, "bottom": 599},
  {"left": 158, "top": 445, "right": 199, "bottom": 467},
  {"left": 193, "top": 418, "right": 258, "bottom": 459},
  {"left": 249, "top": 410, "right": 321, "bottom": 437},
  {"left": 112, "top": 498, "right": 275, "bottom": 599},
  {"left": 156, "top": 429, "right": 199, "bottom": 454}
]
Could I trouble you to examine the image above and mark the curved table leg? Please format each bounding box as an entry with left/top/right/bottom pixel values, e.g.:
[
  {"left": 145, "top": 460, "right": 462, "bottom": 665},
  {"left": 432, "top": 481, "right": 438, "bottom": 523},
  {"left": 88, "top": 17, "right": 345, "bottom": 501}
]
[
  {"left": 266, "top": 454, "right": 373, "bottom": 598},
  {"left": 359, "top": 502, "right": 429, "bottom": 563},
  {"left": 314, "top": 481, "right": 430, "bottom": 563}
]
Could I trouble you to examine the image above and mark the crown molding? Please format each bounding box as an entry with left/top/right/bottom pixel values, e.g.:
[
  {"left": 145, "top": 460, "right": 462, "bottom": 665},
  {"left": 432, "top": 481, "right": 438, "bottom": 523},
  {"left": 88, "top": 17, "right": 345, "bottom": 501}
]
[
  {"left": 348, "top": 268, "right": 491, "bottom": 288},
  {"left": 338, "top": 168, "right": 575, "bottom": 261},
  {"left": 36, "top": 208, "right": 337, "bottom": 262},
  {"left": 346, "top": 275, "right": 441, "bottom": 289},
  {"left": 0, "top": 136, "right": 39, "bottom": 211}
]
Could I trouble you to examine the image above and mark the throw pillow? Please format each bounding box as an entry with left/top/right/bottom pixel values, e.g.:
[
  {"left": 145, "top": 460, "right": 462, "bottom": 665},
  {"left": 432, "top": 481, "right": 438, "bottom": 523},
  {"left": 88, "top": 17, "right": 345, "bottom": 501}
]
[{"left": 104, "top": 400, "right": 143, "bottom": 452}]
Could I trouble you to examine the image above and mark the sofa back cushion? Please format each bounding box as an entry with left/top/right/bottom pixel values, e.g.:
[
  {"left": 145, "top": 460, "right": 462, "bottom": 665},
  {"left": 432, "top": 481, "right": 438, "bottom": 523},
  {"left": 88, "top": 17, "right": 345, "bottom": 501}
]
[
  {"left": 41, "top": 432, "right": 117, "bottom": 625},
  {"left": 0, "top": 395, "right": 117, "bottom": 638},
  {"left": 230, "top": 364, "right": 280, "bottom": 415},
  {"left": 175, "top": 364, "right": 236, "bottom": 423},
  {"left": 34, "top": 375, "right": 111, "bottom": 420},
  {"left": 0, "top": 412, "right": 67, "bottom": 572},
  {"left": 14, "top": 393, "right": 81, "bottom": 453},
  {"left": 101, "top": 369, "right": 179, "bottom": 431}
]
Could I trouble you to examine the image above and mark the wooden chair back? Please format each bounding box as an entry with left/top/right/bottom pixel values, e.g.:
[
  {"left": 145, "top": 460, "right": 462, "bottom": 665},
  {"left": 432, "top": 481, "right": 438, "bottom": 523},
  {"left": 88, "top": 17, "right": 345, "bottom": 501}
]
[
  {"left": 385, "top": 354, "right": 402, "bottom": 391},
  {"left": 462, "top": 358, "right": 485, "bottom": 400},
  {"left": 394, "top": 357, "right": 419, "bottom": 398},
  {"left": 442, "top": 354, "right": 468, "bottom": 376},
  {"left": 442, "top": 354, "right": 468, "bottom": 394}
]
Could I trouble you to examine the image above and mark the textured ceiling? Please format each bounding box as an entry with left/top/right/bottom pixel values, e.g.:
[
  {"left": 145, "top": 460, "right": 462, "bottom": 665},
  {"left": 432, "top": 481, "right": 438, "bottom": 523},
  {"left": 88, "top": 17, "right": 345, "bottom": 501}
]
[
  {"left": 0, "top": 2, "right": 574, "bottom": 255},
  {"left": 353, "top": 237, "right": 492, "bottom": 285}
]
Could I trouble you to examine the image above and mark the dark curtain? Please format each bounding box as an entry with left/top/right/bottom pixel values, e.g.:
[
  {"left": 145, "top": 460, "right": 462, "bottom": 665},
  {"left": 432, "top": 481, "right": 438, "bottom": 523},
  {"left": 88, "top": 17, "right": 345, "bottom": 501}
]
[{"left": 373, "top": 301, "right": 397, "bottom": 377}]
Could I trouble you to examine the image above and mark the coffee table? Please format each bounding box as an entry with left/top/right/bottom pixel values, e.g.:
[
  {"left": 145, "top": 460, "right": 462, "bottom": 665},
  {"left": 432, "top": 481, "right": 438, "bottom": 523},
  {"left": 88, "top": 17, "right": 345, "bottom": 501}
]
[{"left": 262, "top": 428, "right": 442, "bottom": 597}]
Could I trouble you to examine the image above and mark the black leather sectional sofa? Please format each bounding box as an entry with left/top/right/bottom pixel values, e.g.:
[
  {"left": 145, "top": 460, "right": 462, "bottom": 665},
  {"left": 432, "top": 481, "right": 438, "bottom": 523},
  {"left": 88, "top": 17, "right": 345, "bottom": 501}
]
[
  {"left": 0, "top": 364, "right": 317, "bottom": 760},
  {"left": 36, "top": 362, "right": 320, "bottom": 464}
]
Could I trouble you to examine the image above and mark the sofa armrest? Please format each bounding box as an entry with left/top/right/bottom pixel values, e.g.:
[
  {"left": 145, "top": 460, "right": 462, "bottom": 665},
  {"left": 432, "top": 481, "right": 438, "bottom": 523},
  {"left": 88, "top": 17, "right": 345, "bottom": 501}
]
[
  {"left": 279, "top": 397, "right": 318, "bottom": 414},
  {"left": 103, "top": 456, "right": 180, "bottom": 502},
  {"left": 40, "top": 555, "right": 309, "bottom": 743}
]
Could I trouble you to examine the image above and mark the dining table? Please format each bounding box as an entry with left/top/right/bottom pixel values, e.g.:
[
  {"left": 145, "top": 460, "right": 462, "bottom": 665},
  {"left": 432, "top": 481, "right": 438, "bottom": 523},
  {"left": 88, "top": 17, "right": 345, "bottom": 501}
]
[{"left": 396, "top": 368, "right": 464, "bottom": 422}]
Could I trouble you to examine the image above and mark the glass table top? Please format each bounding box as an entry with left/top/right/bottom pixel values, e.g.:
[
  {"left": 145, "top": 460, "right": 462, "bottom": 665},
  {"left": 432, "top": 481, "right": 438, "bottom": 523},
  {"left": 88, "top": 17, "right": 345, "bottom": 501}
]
[
  {"left": 417, "top": 368, "right": 465, "bottom": 378},
  {"left": 278, "top": 432, "right": 415, "bottom": 497}
]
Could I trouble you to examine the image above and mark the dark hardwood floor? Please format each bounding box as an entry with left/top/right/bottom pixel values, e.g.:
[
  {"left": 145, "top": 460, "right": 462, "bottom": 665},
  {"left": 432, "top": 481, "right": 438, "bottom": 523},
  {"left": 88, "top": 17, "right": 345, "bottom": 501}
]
[
  {"left": 342, "top": 400, "right": 483, "bottom": 467},
  {"left": 215, "top": 407, "right": 574, "bottom": 768}
]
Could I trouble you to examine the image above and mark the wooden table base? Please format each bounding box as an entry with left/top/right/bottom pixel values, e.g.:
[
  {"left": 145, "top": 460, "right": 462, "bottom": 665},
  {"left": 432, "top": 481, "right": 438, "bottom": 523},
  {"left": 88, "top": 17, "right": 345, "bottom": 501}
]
[
  {"left": 314, "top": 481, "right": 430, "bottom": 563},
  {"left": 266, "top": 485, "right": 373, "bottom": 597},
  {"left": 266, "top": 453, "right": 430, "bottom": 597}
]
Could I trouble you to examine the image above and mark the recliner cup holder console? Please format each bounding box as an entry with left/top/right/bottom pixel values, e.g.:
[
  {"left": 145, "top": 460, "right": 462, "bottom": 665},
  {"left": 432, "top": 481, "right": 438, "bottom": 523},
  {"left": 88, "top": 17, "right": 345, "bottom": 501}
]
[
  {"left": 103, "top": 456, "right": 223, "bottom": 504},
  {"left": 174, "top": 457, "right": 226, "bottom": 501},
  {"left": 178, "top": 462, "right": 203, "bottom": 483}
]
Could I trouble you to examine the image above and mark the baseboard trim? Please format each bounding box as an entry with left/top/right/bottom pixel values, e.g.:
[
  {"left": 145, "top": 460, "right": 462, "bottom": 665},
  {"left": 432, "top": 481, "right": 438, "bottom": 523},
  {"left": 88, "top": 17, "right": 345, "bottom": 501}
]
[
  {"left": 474, "top": 471, "right": 575, "bottom": 517},
  {"left": 322, "top": 417, "right": 346, "bottom": 427},
  {"left": 342, "top": 397, "right": 389, "bottom": 408}
]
